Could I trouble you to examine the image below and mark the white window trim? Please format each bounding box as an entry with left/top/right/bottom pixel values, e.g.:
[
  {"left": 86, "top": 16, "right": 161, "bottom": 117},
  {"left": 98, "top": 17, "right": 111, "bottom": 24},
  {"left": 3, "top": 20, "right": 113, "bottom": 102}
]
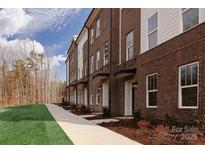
[
  {"left": 90, "top": 56, "right": 94, "bottom": 74},
  {"left": 96, "top": 87, "right": 101, "bottom": 105},
  {"left": 180, "top": 8, "right": 200, "bottom": 33},
  {"left": 146, "top": 73, "right": 158, "bottom": 108},
  {"left": 96, "top": 18, "right": 100, "bottom": 38},
  {"left": 90, "top": 94, "right": 93, "bottom": 105},
  {"left": 126, "top": 31, "right": 134, "bottom": 61},
  {"left": 90, "top": 28, "right": 94, "bottom": 45},
  {"left": 103, "top": 43, "right": 109, "bottom": 65},
  {"left": 178, "top": 61, "right": 199, "bottom": 109},
  {"left": 147, "top": 12, "right": 158, "bottom": 50},
  {"left": 96, "top": 50, "right": 100, "bottom": 70}
]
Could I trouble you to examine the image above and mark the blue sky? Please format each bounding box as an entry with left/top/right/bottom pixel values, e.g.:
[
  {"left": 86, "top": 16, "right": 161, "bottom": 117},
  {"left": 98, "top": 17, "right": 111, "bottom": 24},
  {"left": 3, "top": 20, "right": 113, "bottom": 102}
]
[{"left": 0, "top": 8, "right": 92, "bottom": 80}]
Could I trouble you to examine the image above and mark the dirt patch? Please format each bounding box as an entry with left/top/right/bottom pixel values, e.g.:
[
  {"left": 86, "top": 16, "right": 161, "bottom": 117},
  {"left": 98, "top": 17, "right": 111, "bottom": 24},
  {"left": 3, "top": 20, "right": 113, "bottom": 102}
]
[{"left": 99, "top": 119, "right": 205, "bottom": 145}]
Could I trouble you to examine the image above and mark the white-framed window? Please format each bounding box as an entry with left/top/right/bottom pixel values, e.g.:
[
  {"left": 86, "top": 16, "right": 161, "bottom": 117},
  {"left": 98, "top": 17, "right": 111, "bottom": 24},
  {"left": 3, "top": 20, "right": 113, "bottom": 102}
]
[
  {"left": 81, "top": 90, "right": 84, "bottom": 104},
  {"left": 126, "top": 31, "right": 134, "bottom": 61},
  {"left": 148, "top": 12, "right": 158, "bottom": 50},
  {"left": 90, "top": 28, "right": 94, "bottom": 45},
  {"left": 179, "top": 62, "right": 198, "bottom": 108},
  {"left": 146, "top": 73, "right": 157, "bottom": 108},
  {"left": 96, "top": 86, "right": 101, "bottom": 105},
  {"left": 90, "top": 90, "right": 93, "bottom": 105},
  {"left": 96, "top": 18, "right": 100, "bottom": 38},
  {"left": 181, "top": 8, "right": 199, "bottom": 32},
  {"left": 84, "top": 59, "right": 87, "bottom": 77},
  {"left": 103, "top": 42, "right": 109, "bottom": 65},
  {"left": 90, "top": 55, "right": 94, "bottom": 74},
  {"left": 96, "top": 50, "right": 100, "bottom": 70}
]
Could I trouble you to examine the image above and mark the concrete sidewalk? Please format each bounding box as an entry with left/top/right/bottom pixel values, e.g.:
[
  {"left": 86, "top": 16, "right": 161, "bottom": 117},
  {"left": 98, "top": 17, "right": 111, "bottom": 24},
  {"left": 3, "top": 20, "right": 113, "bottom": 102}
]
[{"left": 46, "top": 104, "right": 140, "bottom": 145}]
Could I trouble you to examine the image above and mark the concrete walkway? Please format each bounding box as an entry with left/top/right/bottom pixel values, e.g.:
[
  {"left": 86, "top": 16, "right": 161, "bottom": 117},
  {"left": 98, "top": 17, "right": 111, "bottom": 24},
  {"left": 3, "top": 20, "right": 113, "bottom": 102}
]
[{"left": 46, "top": 104, "right": 140, "bottom": 145}]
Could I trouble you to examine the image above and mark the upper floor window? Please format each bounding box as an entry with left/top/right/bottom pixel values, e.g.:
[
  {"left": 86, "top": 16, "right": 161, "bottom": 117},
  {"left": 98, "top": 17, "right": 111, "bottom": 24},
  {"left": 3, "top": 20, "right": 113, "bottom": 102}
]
[
  {"left": 126, "top": 31, "right": 134, "bottom": 61},
  {"left": 90, "top": 55, "right": 94, "bottom": 74},
  {"left": 84, "top": 59, "right": 87, "bottom": 77},
  {"left": 90, "top": 28, "right": 94, "bottom": 45},
  {"left": 96, "top": 18, "right": 100, "bottom": 38},
  {"left": 103, "top": 42, "right": 109, "bottom": 65},
  {"left": 146, "top": 73, "right": 157, "bottom": 108},
  {"left": 96, "top": 50, "right": 100, "bottom": 70},
  {"left": 182, "top": 8, "right": 199, "bottom": 31},
  {"left": 179, "top": 62, "right": 198, "bottom": 108},
  {"left": 148, "top": 12, "right": 158, "bottom": 49}
]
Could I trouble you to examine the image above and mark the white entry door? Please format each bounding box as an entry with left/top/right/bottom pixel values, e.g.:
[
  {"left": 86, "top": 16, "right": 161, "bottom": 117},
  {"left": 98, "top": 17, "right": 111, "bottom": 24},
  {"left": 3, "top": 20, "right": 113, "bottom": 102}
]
[
  {"left": 102, "top": 81, "right": 109, "bottom": 108},
  {"left": 84, "top": 87, "right": 88, "bottom": 106},
  {"left": 124, "top": 81, "right": 133, "bottom": 116}
]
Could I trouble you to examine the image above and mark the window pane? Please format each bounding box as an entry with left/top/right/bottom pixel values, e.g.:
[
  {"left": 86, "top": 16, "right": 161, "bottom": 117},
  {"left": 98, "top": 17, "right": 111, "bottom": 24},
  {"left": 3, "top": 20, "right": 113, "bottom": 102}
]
[
  {"left": 128, "top": 46, "right": 134, "bottom": 60},
  {"left": 153, "top": 74, "right": 157, "bottom": 89},
  {"left": 148, "top": 13, "right": 158, "bottom": 33},
  {"left": 105, "top": 55, "right": 109, "bottom": 65},
  {"left": 181, "top": 67, "right": 186, "bottom": 86},
  {"left": 182, "top": 87, "right": 197, "bottom": 107},
  {"left": 126, "top": 31, "right": 133, "bottom": 48},
  {"left": 148, "top": 91, "right": 157, "bottom": 106},
  {"left": 192, "top": 64, "right": 198, "bottom": 85},
  {"left": 148, "top": 31, "right": 158, "bottom": 49},
  {"left": 148, "top": 76, "right": 152, "bottom": 90},
  {"left": 186, "top": 65, "right": 192, "bottom": 85},
  {"left": 183, "top": 8, "right": 199, "bottom": 31}
]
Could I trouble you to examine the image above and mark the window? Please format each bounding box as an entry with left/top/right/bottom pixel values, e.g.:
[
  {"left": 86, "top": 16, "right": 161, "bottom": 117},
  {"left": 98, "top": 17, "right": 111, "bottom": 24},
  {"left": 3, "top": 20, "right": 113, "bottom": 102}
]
[
  {"left": 90, "top": 89, "right": 93, "bottom": 105},
  {"left": 81, "top": 90, "right": 84, "bottom": 104},
  {"left": 96, "top": 18, "right": 100, "bottom": 38},
  {"left": 103, "top": 42, "right": 109, "bottom": 65},
  {"left": 90, "top": 55, "right": 94, "bottom": 74},
  {"left": 146, "top": 73, "right": 157, "bottom": 107},
  {"left": 84, "top": 59, "right": 87, "bottom": 77},
  {"left": 126, "top": 31, "right": 134, "bottom": 60},
  {"left": 182, "top": 8, "right": 199, "bottom": 31},
  {"left": 179, "top": 62, "right": 198, "bottom": 108},
  {"left": 96, "top": 50, "right": 100, "bottom": 70},
  {"left": 96, "top": 86, "right": 101, "bottom": 105},
  {"left": 148, "top": 13, "right": 158, "bottom": 49},
  {"left": 90, "top": 28, "right": 94, "bottom": 44}
]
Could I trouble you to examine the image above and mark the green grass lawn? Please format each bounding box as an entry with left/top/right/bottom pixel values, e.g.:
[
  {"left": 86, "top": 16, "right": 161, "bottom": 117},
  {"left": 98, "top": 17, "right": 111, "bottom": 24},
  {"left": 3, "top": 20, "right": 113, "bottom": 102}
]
[{"left": 0, "top": 104, "right": 73, "bottom": 145}]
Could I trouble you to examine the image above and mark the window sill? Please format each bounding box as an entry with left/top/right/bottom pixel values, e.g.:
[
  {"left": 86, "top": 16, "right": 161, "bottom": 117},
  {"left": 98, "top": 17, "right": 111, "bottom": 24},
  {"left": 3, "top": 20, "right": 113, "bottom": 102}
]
[
  {"left": 146, "top": 106, "right": 157, "bottom": 108},
  {"left": 178, "top": 106, "right": 198, "bottom": 109}
]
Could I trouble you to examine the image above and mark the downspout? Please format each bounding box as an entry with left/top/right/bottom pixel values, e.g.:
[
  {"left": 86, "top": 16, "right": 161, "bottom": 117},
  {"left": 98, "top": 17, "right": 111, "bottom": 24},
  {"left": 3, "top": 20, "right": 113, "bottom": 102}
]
[{"left": 108, "top": 8, "right": 112, "bottom": 112}]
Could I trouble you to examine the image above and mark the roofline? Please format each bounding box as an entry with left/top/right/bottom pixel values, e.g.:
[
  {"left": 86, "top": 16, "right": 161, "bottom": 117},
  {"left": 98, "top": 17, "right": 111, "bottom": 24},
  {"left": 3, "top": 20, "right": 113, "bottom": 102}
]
[{"left": 75, "top": 8, "right": 95, "bottom": 43}]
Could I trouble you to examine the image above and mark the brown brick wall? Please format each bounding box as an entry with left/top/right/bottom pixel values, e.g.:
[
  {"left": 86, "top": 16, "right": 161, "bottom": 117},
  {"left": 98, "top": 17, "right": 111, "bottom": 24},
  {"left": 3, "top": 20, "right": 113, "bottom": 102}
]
[
  {"left": 111, "top": 8, "right": 140, "bottom": 116},
  {"left": 136, "top": 22, "right": 205, "bottom": 121}
]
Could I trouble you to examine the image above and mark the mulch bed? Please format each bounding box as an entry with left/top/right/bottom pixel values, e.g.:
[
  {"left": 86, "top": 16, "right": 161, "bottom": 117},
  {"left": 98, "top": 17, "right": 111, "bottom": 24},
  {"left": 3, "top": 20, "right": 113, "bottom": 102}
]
[
  {"left": 99, "top": 119, "right": 205, "bottom": 145},
  {"left": 85, "top": 114, "right": 110, "bottom": 120}
]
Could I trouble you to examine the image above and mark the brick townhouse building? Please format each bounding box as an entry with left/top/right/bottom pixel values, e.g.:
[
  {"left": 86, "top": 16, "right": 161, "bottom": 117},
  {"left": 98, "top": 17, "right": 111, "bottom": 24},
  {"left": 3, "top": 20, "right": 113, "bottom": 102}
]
[{"left": 66, "top": 8, "right": 205, "bottom": 121}]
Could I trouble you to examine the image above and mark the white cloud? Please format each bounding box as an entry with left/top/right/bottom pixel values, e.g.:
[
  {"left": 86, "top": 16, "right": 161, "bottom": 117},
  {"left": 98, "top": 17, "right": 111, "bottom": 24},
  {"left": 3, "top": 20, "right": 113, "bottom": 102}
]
[
  {"left": 49, "top": 55, "right": 66, "bottom": 68},
  {"left": 0, "top": 8, "right": 81, "bottom": 38},
  {"left": 0, "top": 9, "right": 32, "bottom": 37},
  {"left": 24, "top": 8, "right": 81, "bottom": 33}
]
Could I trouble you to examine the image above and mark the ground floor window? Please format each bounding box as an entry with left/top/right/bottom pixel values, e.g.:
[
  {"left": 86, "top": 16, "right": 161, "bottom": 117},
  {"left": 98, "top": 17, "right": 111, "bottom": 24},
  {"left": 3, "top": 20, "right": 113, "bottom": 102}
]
[
  {"left": 90, "top": 89, "right": 93, "bottom": 105},
  {"left": 96, "top": 86, "right": 101, "bottom": 105},
  {"left": 179, "top": 62, "right": 198, "bottom": 108},
  {"left": 146, "top": 73, "right": 157, "bottom": 107}
]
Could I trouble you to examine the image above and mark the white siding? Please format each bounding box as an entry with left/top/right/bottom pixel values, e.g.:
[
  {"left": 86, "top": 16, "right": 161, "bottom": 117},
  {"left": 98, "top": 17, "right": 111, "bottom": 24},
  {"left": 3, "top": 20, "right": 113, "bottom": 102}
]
[
  {"left": 77, "top": 29, "right": 88, "bottom": 80},
  {"left": 141, "top": 8, "right": 205, "bottom": 53}
]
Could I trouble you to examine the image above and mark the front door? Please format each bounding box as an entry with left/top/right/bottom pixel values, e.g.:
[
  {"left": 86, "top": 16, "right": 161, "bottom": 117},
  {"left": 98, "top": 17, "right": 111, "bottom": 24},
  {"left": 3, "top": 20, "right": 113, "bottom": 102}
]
[{"left": 124, "top": 80, "right": 133, "bottom": 116}]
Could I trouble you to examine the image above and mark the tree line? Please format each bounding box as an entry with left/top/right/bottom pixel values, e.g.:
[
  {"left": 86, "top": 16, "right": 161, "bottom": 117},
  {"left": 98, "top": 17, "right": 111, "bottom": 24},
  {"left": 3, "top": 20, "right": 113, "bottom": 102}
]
[{"left": 0, "top": 42, "right": 66, "bottom": 107}]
